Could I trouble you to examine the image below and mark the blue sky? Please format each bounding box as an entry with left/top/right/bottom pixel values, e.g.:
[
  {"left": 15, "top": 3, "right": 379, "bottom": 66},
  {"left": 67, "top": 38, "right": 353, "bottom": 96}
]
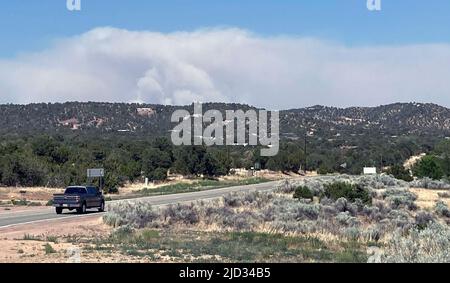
[
  {"left": 1, "top": 1, "right": 450, "bottom": 107},
  {"left": 1, "top": 0, "right": 450, "bottom": 57}
]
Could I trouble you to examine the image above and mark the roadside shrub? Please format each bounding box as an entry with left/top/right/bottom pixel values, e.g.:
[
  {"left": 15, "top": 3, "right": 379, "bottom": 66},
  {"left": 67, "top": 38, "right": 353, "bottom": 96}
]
[
  {"left": 343, "top": 227, "right": 361, "bottom": 241},
  {"left": 438, "top": 192, "right": 450, "bottom": 198},
  {"left": 364, "top": 227, "right": 382, "bottom": 242},
  {"left": 376, "top": 174, "right": 409, "bottom": 187},
  {"left": 278, "top": 178, "right": 326, "bottom": 196},
  {"left": 413, "top": 156, "right": 444, "bottom": 180},
  {"left": 104, "top": 201, "right": 158, "bottom": 228},
  {"left": 323, "top": 182, "right": 371, "bottom": 205},
  {"left": 435, "top": 201, "right": 450, "bottom": 218},
  {"left": 242, "top": 192, "right": 274, "bottom": 208},
  {"left": 44, "top": 243, "right": 56, "bottom": 254},
  {"left": 106, "top": 187, "right": 119, "bottom": 194},
  {"left": 336, "top": 212, "right": 358, "bottom": 226},
  {"left": 385, "top": 165, "right": 413, "bottom": 182},
  {"left": 357, "top": 174, "right": 407, "bottom": 190},
  {"left": 387, "top": 210, "right": 413, "bottom": 230},
  {"left": 223, "top": 193, "right": 244, "bottom": 207},
  {"left": 277, "top": 179, "right": 296, "bottom": 194},
  {"left": 293, "top": 186, "right": 314, "bottom": 201},
  {"left": 410, "top": 178, "right": 450, "bottom": 190},
  {"left": 112, "top": 225, "right": 135, "bottom": 240},
  {"left": 294, "top": 202, "right": 320, "bottom": 220},
  {"left": 333, "top": 198, "right": 358, "bottom": 216},
  {"left": 317, "top": 165, "right": 333, "bottom": 175},
  {"left": 415, "top": 212, "right": 435, "bottom": 230},
  {"left": 383, "top": 189, "right": 418, "bottom": 210},
  {"left": 382, "top": 223, "right": 450, "bottom": 263},
  {"left": 161, "top": 203, "right": 199, "bottom": 225},
  {"left": 362, "top": 200, "right": 392, "bottom": 221},
  {"left": 221, "top": 211, "right": 261, "bottom": 231}
]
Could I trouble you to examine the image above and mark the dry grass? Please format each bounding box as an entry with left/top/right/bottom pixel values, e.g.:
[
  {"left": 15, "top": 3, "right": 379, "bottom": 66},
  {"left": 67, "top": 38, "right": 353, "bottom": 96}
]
[
  {"left": 0, "top": 187, "right": 64, "bottom": 204},
  {"left": 411, "top": 188, "right": 450, "bottom": 210}
]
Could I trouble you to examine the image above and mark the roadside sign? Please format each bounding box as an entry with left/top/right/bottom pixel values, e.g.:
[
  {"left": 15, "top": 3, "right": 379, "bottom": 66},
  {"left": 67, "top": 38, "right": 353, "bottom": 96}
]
[
  {"left": 87, "top": 168, "right": 105, "bottom": 178},
  {"left": 363, "top": 167, "right": 377, "bottom": 175}
]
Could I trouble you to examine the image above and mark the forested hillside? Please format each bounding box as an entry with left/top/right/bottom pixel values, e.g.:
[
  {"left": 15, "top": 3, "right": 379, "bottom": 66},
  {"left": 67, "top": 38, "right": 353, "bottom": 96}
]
[{"left": 1, "top": 102, "right": 450, "bottom": 189}]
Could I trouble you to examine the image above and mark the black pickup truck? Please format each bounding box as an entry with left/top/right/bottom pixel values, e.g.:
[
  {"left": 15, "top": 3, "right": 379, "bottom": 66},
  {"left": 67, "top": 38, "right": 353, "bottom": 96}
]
[{"left": 53, "top": 186, "right": 105, "bottom": 215}]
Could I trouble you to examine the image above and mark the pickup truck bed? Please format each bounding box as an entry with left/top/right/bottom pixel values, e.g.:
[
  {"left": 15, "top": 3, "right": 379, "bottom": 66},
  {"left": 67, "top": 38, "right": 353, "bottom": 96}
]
[{"left": 53, "top": 186, "right": 105, "bottom": 214}]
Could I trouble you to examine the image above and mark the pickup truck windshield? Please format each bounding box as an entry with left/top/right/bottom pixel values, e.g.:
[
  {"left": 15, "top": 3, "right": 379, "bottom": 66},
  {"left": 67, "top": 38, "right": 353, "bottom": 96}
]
[{"left": 65, "top": 187, "right": 87, "bottom": 194}]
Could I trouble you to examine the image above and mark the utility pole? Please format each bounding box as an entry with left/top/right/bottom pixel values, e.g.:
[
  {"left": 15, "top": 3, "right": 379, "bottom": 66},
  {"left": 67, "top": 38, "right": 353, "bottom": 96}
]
[
  {"left": 380, "top": 154, "right": 383, "bottom": 174},
  {"left": 304, "top": 119, "right": 308, "bottom": 173},
  {"left": 304, "top": 130, "right": 307, "bottom": 173}
]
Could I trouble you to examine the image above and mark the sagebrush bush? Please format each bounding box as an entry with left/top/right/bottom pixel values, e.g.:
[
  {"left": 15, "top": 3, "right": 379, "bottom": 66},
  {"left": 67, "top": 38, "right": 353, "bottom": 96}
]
[
  {"left": 383, "top": 189, "right": 418, "bottom": 210},
  {"left": 438, "top": 192, "right": 450, "bottom": 198},
  {"left": 323, "top": 182, "right": 371, "bottom": 205},
  {"left": 410, "top": 178, "right": 450, "bottom": 190},
  {"left": 415, "top": 212, "right": 435, "bottom": 230},
  {"left": 385, "top": 165, "right": 413, "bottom": 182},
  {"left": 277, "top": 179, "right": 297, "bottom": 194},
  {"left": 162, "top": 203, "right": 200, "bottom": 225},
  {"left": 386, "top": 209, "right": 412, "bottom": 231},
  {"left": 382, "top": 223, "right": 450, "bottom": 263},
  {"left": 104, "top": 175, "right": 449, "bottom": 250},
  {"left": 104, "top": 201, "right": 157, "bottom": 228},
  {"left": 279, "top": 175, "right": 407, "bottom": 198},
  {"left": 293, "top": 186, "right": 314, "bottom": 201},
  {"left": 335, "top": 212, "right": 358, "bottom": 226},
  {"left": 435, "top": 201, "right": 450, "bottom": 218},
  {"left": 357, "top": 174, "right": 408, "bottom": 190},
  {"left": 223, "top": 193, "right": 244, "bottom": 207},
  {"left": 333, "top": 198, "right": 358, "bottom": 216},
  {"left": 294, "top": 202, "right": 320, "bottom": 220}
]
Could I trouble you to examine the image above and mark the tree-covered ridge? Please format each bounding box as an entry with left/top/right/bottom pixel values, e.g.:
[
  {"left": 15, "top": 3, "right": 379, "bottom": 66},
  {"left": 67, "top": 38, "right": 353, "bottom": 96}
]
[
  {"left": 1, "top": 102, "right": 450, "bottom": 137},
  {"left": 1, "top": 102, "right": 450, "bottom": 189}
]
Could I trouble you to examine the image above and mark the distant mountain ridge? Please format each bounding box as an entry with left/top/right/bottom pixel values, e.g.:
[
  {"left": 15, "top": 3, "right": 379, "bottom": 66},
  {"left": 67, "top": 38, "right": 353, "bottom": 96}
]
[{"left": 1, "top": 102, "right": 449, "bottom": 138}]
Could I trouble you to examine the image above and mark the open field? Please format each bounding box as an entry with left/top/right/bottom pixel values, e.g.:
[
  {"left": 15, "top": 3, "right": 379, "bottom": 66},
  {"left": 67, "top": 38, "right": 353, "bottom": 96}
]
[{"left": 1, "top": 174, "right": 449, "bottom": 263}]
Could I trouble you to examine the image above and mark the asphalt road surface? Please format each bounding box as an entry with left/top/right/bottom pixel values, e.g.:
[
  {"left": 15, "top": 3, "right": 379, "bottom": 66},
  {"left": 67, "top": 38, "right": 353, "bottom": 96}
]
[{"left": 0, "top": 180, "right": 283, "bottom": 229}]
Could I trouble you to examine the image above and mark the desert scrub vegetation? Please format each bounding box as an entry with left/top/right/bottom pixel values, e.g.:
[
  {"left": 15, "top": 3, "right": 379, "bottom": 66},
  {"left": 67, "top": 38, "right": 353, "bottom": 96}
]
[
  {"left": 44, "top": 243, "right": 57, "bottom": 255},
  {"left": 103, "top": 175, "right": 450, "bottom": 262},
  {"left": 293, "top": 186, "right": 314, "bottom": 201},
  {"left": 137, "top": 178, "right": 271, "bottom": 197},
  {"left": 323, "top": 182, "right": 371, "bottom": 205},
  {"left": 381, "top": 223, "right": 450, "bottom": 263},
  {"left": 438, "top": 192, "right": 450, "bottom": 198},
  {"left": 382, "top": 189, "right": 418, "bottom": 210},
  {"left": 435, "top": 201, "right": 450, "bottom": 218},
  {"left": 88, "top": 226, "right": 367, "bottom": 263},
  {"left": 277, "top": 174, "right": 408, "bottom": 195},
  {"left": 104, "top": 201, "right": 157, "bottom": 228},
  {"left": 410, "top": 178, "right": 450, "bottom": 190},
  {"left": 105, "top": 191, "right": 400, "bottom": 242}
]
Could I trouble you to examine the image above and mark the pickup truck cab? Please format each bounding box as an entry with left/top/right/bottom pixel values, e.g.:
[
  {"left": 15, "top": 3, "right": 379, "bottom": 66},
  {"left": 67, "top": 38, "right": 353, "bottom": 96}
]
[{"left": 53, "top": 186, "right": 105, "bottom": 215}]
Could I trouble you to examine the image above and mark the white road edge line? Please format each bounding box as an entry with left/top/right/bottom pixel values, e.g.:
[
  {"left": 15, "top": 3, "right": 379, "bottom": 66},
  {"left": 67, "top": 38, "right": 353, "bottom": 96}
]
[{"left": 0, "top": 181, "right": 282, "bottom": 230}]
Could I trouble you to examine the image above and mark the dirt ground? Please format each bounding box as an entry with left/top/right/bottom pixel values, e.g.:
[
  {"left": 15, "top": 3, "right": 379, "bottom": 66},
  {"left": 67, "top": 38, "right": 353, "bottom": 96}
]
[
  {"left": 0, "top": 187, "right": 64, "bottom": 206},
  {"left": 411, "top": 188, "right": 450, "bottom": 209},
  {"left": 0, "top": 215, "right": 111, "bottom": 263}
]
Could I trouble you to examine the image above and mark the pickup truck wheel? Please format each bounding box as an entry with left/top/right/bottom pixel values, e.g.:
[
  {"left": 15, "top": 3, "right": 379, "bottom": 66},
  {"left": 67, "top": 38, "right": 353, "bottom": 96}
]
[
  {"left": 77, "top": 203, "right": 87, "bottom": 214},
  {"left": 56, "top": 208, "right": 63, "bottom": 215},
  {"left": 98, "top": 201, "right": 105, "bottom": 212}
]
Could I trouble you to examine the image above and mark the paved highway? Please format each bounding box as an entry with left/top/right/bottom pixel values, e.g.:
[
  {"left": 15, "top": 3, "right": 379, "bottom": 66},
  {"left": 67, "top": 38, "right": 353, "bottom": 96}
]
[{"left": 0, "top": 180, "right": 282, "bottom": 229}]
